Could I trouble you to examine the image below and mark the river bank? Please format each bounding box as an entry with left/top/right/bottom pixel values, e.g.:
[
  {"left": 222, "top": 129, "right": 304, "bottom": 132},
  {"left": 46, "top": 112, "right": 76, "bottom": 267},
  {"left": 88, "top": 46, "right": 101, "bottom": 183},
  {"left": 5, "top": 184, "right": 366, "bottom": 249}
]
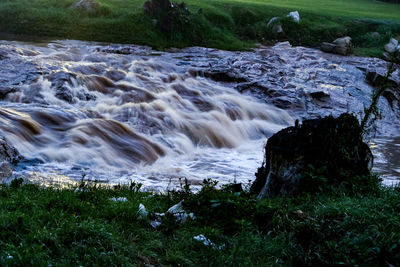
[
  {"left": 0, "top": 180, "right": 399, "bottom": 266},
  {"left": 0, "top": 0, "right": 399, "bottom": 56}
]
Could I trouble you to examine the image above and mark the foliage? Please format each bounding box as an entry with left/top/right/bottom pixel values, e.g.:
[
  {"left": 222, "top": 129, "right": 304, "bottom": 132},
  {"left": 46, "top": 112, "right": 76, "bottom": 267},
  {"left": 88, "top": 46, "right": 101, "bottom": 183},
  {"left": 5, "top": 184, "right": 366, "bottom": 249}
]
[
  {"left": 0, "top": 178, "right": 399, "bottom": 266},
  {"left": 0, "top": 0, "right": 399, "bottom": 54},
  {"left": 361, "top": 49, "right": 399, "bottom": 135}
]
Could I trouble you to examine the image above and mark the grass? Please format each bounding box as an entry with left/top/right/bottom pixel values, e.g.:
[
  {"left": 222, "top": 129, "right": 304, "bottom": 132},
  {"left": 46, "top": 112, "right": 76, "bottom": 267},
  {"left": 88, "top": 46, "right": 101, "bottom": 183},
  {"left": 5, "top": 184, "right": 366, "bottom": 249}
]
[
  {"left": 0, "top": 0, "right": 399, "bottom": 56},
  {"left": 0, "top": 178, "right": 399, "bottom": 266}
]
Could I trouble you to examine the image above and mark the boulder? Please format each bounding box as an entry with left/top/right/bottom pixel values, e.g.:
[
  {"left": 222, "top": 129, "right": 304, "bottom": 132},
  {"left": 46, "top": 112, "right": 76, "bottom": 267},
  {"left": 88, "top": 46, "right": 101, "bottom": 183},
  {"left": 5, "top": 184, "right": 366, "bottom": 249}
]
[
  {"left": 287, "top": 11, "right": 300, "bottom": 23},
  {"left": 321, "top": 37, "right": 352, "bottom": 56},
  {"left": 71, "top": 0, "right": 100, "bottom": 13},
  {"left": 251, "top": 114, "right": 372, "bottom": 198},
  {"left": 0, "top": 162, "right": 13, "bottom": 180},
  {"left": 267, "top": 17, "right": 280, "bottom": 28},
  {"left": 0, "top": 87, "right": 16, "bottom": 99},
  {"left": 369, "top": 32, "right": 381, "bottom": 40},
  {"left": 203, "top": 70, "right": 248, "bottom": 83},
  {"left": 266, "top": 16, "right": 284, "bottom": 34},
  {"left": 320, "top": 42, "right": 336, "bottom": 53},
  {"left": 47, "top": 71, "right": 96, "bottom": 103},
  {"left": 0, "top": 138, "right": 21, "bottom": 164},
  {"left": 272, "top": 24, "right": 284, "bottom": 34},
  {"left": 383, "top": 38, "right": 400, "bottom": 62}
]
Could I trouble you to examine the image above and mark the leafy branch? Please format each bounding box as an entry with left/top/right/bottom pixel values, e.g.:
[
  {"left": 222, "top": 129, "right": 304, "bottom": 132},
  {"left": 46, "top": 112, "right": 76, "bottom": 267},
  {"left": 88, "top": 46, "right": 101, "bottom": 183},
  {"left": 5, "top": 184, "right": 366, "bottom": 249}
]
[{"left": 361, "top": 50, "right": 399, "bottom": 135}]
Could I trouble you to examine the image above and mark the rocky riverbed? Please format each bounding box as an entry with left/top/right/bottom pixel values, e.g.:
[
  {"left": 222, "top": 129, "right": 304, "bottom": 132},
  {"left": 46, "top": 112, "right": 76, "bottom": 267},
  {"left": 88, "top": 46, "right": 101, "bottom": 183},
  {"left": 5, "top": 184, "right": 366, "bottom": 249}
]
[{"left": 0, "top": 39, "right": 399, "bottom": 188}]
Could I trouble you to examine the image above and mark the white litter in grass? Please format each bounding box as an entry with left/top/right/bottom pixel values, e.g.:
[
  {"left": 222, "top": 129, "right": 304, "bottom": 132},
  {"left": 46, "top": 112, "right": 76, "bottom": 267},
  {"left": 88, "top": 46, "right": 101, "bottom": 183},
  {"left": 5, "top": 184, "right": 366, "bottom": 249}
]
[
  {"left": 149, "top": 201, "right": 196, "bottom": 228},
  {"left": 166, "top": 200, "right": 195, "bottom": 223},
  {"left": 110, "top": 197, "right": 128, "bottom": 202},
  {"left": 193, "top": 234, "right": 225, "bottom": 250},
  {"left": 150, "top": 221, "right": 162, "bottom": 228},
  {"left": 167, "top": 200, "right": 184, "bottom": 213},
  {"left": 74, "top": 187, "right": 89, "bottom": 193},
  {"left": 138, "top": 203, "right": 148, "bottom": 219}
]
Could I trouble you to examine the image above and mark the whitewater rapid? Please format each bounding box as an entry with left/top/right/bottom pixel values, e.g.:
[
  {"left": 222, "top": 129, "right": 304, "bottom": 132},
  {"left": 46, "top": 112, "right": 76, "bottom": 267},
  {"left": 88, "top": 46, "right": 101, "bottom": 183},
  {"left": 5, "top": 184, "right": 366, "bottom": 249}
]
[{"left": 0, "top": 39, "right": 399, "bottom": 188}]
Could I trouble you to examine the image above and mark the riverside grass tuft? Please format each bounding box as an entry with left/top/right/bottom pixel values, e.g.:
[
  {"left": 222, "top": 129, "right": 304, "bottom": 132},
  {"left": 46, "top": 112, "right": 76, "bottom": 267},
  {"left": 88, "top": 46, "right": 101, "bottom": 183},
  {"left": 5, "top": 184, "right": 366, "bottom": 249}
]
[
  {"left": 0, "top": 0, "right": 400, "bottom": 56},
  {"left": 0, "top": 177, "right": 399, "bottom": 266}
]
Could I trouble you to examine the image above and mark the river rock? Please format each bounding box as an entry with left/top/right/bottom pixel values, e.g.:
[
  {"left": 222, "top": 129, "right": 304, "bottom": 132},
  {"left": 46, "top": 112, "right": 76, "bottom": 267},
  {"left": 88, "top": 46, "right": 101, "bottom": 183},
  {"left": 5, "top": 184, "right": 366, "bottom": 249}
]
[
  {"left": 383, "top": 38, "right": 400, "bottom": 62},
  {"left": 267, "top": 17, "right": 280, "bottom": 28},
  {"left": 0, "top": 138, "right": 21, "bottom": 164},
  {"left": 287, "top": 11, "right": 300, "bottom": 23},
  {"left": 385, "top": 38, "right": 398, "bottom": 53},
  {"left": 0, "top": 87, "right": 16, "bottom": 99},
  {"left": 272, "top": 24, "right": 284, "bottom": 34},
  {"left": 0, "top": 162, "right": 13, "bottom": 180},
  {"left": 321, "top": 37, "right": 352, "bottom": 56},
  {"left": 251, "top": 114, "right": 372, "bottom": 198},
  {"left": 266, "top": 16, "right": 284, "bottom": 34},
  {"left": 71, "top": 0, "right": 100, "bottom": 12}
]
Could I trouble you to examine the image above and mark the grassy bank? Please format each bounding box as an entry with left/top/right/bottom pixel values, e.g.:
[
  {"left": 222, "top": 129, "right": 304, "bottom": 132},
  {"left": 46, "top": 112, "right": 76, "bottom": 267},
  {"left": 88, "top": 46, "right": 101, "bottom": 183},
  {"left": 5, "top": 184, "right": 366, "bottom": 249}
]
[
  {"left": 0, "top": 0, "right": 399, "bottom": 56},
  {"left": 0, "top": 179, "right": 399, "bottom": 266}
]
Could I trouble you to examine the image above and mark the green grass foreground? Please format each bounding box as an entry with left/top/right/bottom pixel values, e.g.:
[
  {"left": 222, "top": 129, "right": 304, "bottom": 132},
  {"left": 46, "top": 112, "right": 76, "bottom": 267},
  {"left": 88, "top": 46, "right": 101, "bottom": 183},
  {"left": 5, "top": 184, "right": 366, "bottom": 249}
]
[
  {"left": 0, "top": 179, "right": 400, "bottom": 266},
  {"left": 0, "top": 0, "right": 400, "bottom": 56}
]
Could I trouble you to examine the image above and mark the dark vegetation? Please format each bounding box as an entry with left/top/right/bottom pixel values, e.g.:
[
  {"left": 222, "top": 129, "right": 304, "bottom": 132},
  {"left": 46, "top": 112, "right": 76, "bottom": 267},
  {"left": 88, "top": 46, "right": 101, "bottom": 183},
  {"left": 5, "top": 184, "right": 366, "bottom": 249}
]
[{"left": 0, "top": 0, "right": 399, "bottom": 56}]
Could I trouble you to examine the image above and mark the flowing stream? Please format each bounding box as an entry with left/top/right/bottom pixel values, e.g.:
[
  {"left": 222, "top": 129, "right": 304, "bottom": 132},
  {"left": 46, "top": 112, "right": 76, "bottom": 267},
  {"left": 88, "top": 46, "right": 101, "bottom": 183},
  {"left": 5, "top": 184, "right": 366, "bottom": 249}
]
[{"left": 0, "top": 39, "right": 399, "bottom": 189}]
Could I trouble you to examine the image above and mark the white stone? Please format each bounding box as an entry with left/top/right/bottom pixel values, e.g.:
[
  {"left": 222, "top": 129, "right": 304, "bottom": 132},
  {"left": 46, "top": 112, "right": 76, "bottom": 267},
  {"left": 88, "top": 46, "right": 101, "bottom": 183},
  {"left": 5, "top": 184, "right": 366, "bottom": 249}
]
[
  {"left": 287, "top": 11, "right": 300, "bottom": 23},
  {"left": 0, "top": 162, "right": 13, "bottom": 180},
  {"left": 267, "top": 17, "right": 280, "bottom": 28},
  {"left": 110, "top": 197, "right": 128, "bottom": 202},
  {"left": 384, "top": 38, "right": 399, "bottom": 53}
]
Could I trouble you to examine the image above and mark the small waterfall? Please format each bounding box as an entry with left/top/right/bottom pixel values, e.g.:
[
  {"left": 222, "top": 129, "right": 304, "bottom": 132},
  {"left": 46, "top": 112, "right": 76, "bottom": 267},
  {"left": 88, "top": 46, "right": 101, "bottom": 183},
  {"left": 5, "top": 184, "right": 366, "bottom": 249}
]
[{"left": 0, "top": 40, "right": 293, "bottom": 188}]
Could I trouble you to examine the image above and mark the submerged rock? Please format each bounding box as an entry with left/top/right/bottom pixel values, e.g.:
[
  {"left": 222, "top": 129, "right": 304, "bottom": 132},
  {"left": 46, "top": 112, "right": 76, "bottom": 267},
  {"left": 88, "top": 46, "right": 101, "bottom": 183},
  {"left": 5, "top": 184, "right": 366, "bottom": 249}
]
[
  {"left": 0, "top": 162, "right": 13, "bottom": 180},
  {"left": 0, "top": 138, "right": 21, "bottom": 181},
  {"left": 0, "top": 87, "right": 16, "bottom": 99},
  {"left": 251, "top": 114, "right": 372, "bottom": 198},
  {"left": 0, "top": 138, "right": 21, "bottom": 164}
]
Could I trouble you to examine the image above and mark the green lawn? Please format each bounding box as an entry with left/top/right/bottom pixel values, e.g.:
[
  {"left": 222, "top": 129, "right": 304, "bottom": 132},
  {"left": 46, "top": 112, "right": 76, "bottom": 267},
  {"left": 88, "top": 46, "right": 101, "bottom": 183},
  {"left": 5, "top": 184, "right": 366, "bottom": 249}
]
[
  {"left": 0, "top": 179, "right": 399, "bottom": 266},
  {"left": 0, "top": 0, "right": 399, "bottom": 54}
]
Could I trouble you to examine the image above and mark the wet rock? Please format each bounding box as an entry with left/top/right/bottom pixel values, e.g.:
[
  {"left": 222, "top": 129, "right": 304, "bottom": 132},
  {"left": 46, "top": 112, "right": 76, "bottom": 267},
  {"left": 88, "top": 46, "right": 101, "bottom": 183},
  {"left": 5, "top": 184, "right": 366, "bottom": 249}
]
[
  {"left": 0, "top": 87, "right": 16, "bottom": 99},
  {"left": 0, "top": 50, "right": 8, "bottom": 60},
  {"left": 71, "top": 0, "right": 100, "bottom": 12},
  {"left": 48, "top": 71, "right": 96, "bottom": 103},
  {"left": 251, "top": 114, "right": 372, "bottom": 198},
  {"left": 287, "top": 11, "right": 300, "bottom": 23},
  {"left": 203, "top": 70, "right": 248, "bottom": 83},
  {"left": 105, "top": 70, "right": 126, "bottom": 82},
  {"left": 321, "top": 37, "right": 352, "bottom": 56},
  {"left": 366, "top": 70, "right": 399, "bottom": 88},
  {"left": 0, "top": 162, "right": 13, "bottom": 180},
  {"left": 0, "top": 138, "right": 21, "bottom": 164},
  {"left": 310, "top": 91, "right": 330, "bottom": 101}
]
